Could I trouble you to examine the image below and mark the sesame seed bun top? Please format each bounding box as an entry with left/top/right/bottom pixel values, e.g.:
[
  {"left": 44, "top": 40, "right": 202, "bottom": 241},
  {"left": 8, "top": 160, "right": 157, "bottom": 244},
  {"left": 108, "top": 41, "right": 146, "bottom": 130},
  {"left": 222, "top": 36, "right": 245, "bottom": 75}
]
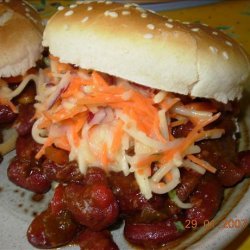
[
  {"left": 43, "top": 1, "right": 250, "bottom": 103},
  {"left": 0, "top": 0, "right": 43, "bottom": 77}
]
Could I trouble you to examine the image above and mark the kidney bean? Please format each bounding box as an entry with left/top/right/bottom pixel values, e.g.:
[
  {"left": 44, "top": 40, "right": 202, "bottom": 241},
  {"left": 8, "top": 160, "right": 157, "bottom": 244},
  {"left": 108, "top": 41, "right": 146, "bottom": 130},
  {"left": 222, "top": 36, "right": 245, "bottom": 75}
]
[
  {"left": 49, "top": 184, "right": 66, "bottom": 215},
  {"left": 238, "top": 150, "right": 250, "bottom": 177},
  {"left": 185, "top": 174, "right": 223, "bottom": 225},
  {"left": 109, "top": 172, "right": 164, "bottom": 216},
  {"left": 0, "top": 105, "right": 17, "bottom": 124},
  {"left": 56, "top": 161, "right": 84, "bottom": 183},
  {"left": 124, "top": 217, "right": 186, "bottom": 247},
  {"left": 64, "top": 183, "right": 119, "bottom": 231},
  {"left": 77, "top": 230, "right": 119, "bottom": 250},
  {"left": 164, "top": 198, "right": 181, "bottom": 217},
  {"left": 42, "top": 160, "right": 63, "bottom": 182},
  {"left": 84, "top": 167, "right": 108, "bottom": 186},
  {"left": 216, "top": 161, "right": 245, "bottom": 187},
  {"left": 198, "top": 136, "right": 244, "bottom": 187},
  {"left": 176, "top": 168, "right": 202, "bottom": 201},
  {"left": 14, "top": 104, "right": 35, "bottom": 136},
  {"left": 16, "top": 135, "right": 41, "bottom": 160},
  {"left": 27, "top": 209, "right": 78, "bottom": 249},
  {"left": 132, "top": 206, "right": 169, "bottom": 224},
  {"left": 43, "top": 162, "right": 107, "bottom": 185},
  {"left": 7, "top": 157, "right": 51, "bottom": 194}
]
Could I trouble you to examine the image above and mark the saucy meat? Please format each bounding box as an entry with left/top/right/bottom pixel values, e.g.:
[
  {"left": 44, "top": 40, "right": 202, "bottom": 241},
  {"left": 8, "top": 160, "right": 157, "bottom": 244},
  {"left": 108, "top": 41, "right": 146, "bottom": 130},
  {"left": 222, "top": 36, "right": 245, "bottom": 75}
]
[
  {"left": 27, "top": 209, "right": 78, "bottom": 249},
  {"left": 124, "top": 216, "right": 186, "bottom": 248},
  {"left": 109, "top": 172, "right": 164, "bottom": 216},
  {"left": 0, "top": 105, "right": 17, "bottom": 124},
  {"left": 77, "top": 230, "right": 119, "bottom": 250},
  {"left": 64, "top": 183, "right": 119, "bottom": 231},
  {"left": 14, "top": 103, "right": 35, "bottom": 136},
  {"left": 176, "top": 168, "right": 202, "bottom": 201},
  {"left": 185, "top": 174, "right": 224, "bottom": 225},
  {"left": 7, "top": 157, "right": 51, "bottom": 194},
  {"left": 16, "top": 135, "right": 41, "bottom": 159},
  {"left": 198, "top": 136, "right": 245, "bottom": 186},
  {"left": 238, "top": 150, "right": 250, "bottom": 177}
]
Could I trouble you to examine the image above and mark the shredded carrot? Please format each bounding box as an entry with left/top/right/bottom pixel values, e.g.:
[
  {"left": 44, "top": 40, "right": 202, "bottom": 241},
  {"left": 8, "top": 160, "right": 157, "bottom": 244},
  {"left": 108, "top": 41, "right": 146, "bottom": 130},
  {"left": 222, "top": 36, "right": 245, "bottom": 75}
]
[
  {"left": 110, "top": 120, "right": 124, "bottom": 155},
  {"left": 45, "top": 106, "right": 87, "bottom": 123},
  {"left": 35, "top": 137, "right": 53, "bottom": 159},
  {"left": 160, "top": 97, "right": 180, "bottom": 111},
  {"left": 161, "top": 113, "right": 221, "bottom": 164},
  {"left": 101, "top": 143, "right": 109, "bottom": 170},
  {"left": 38, "top": 116, "right": 51, "bottom": 129},
  {"left": 63, "top": 112, "right": 88, "bottom": 146},
  {"left": 153, "top": 114, "right": 167, "bottom": 143},
  {"left": 54, "top": 136, "right": 70, "bottom": 151},
  {"left": 35, "top": 63, "right": 223, "bottom": 188},
  {"left": 165, "top": 172, "right": 173, "bottom": 182},
  {"left": 92, "top": 71, "right": 110, "bottom": 87},
  {"left": 62, "top": 77, "right": 93, "bottom": 98},
  {"left": 187, "top": 154, "right": 217, "bottom": 173}
]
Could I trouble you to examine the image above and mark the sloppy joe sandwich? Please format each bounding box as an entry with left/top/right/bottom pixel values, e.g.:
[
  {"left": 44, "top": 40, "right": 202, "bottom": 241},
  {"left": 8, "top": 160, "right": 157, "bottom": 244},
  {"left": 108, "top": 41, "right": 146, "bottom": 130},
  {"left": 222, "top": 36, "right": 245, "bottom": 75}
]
[{"left": 0, "top": 0, "right": 43, "bottom": 157}]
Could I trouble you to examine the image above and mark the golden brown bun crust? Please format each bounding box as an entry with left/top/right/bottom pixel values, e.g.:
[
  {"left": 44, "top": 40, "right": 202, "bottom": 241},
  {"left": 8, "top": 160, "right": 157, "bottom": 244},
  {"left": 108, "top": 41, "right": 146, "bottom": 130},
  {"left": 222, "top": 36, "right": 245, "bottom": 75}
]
[
  {"left": 0, "top": 0, "right": 43, "bottom": 77},
  {"left": 43, "top": 1, "right": 250, "bottom": 103}
]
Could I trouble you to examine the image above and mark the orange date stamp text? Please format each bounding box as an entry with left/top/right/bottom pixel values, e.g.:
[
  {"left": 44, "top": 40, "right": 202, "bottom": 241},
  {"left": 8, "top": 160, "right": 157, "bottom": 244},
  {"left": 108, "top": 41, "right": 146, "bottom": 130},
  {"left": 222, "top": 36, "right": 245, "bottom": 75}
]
[{"left": 184, "top": 218, "right": 249, "bottom": 231}]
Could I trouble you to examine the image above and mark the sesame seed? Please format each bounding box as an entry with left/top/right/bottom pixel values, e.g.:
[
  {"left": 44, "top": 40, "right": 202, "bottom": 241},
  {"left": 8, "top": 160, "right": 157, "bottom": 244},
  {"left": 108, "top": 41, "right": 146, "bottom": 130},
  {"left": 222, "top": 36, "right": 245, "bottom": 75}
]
[
  {"left": 148, "top": 9, "right": 156, "bottom": 14},
  {"left": 104, "top": 10, "right": 118, "bottom": 18},
  {"left": 209, "top": 46, "right": 218, "bottom": 54},
  {"left": 125, "top": 3, "right": 138, "bottom": 8},
  {"left": 81, "top": 16, "right": 89, "bottom": 23},
  {"left": 70, "top": 4, "right": 77, "bottom": 8},
  {"left": 58, "top": 6, "right": 64, "bottom": 11},
  {"left": 201, "top": 23, "right": 208, "bottom": 26},
  {"left": 222, "top": 51, "right": 229, "bottom": 60},
  {"left": 65, "top": 10, "right": 74, "bottom": 16},
  {"left": 122, "top": 10, "right": 130, "bottom": 16},
  {"left": 147, "top": 24, "right": 155, "bottom": 30},
  {"left": 182, "top": 21, "right": 190, "bottom": 25},
  {"left": 87, "top": 6, "right": 93, "bottom": 11},
  {"left": 26, "top": 14, "right": 38, "bottom": 24},
  {"left": 25, "top": 7, "right": 30, "bottom": 12},
  {"left": 105, "top": 1, "right": 112, "bottom": 4},
  {"left": 141, "top": 13, "right": 147, "bottom": 18},
  {"left": 225, "top": 41, "right": 233, "bottom": 47},
  {"left": 144, "top": 33, "right": 153, "bottom": 39},
  {"left": 165, "top": 22, "right": 173, "bottom": 28},
  {"left": 97, "top": 0, "right": 105, "bottom": 3},
  {"left": 76, "top": 1, "right": 84, "bottom": 4},
  {"left": 191, "top": 28, "right": 199, "bottom": 32},
  {"left": 168, "top": 18, "right": 173, "bottom": 22},
  {"left": 212, "top": 31, "right": 218, "bottom": 35}
]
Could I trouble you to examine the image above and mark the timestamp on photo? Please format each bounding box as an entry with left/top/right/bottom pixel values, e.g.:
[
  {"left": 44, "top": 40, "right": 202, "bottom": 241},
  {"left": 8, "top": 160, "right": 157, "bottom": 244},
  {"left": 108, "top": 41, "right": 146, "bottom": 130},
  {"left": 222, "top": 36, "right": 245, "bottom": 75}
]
[{"left": 185, "top": 218, "right": 249, "bottom": 231}]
